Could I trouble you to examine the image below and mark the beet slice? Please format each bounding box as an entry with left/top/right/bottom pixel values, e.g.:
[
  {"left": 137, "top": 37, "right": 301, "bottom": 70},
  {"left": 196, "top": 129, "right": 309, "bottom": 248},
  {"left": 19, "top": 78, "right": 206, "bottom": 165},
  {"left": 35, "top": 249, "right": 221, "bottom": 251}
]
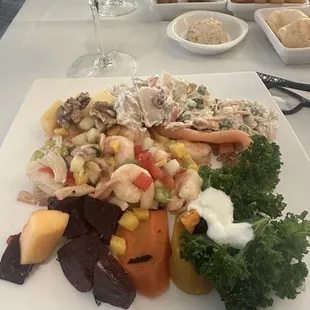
[
  {"left": 48, "top": 196, "right": 91, "bottom": 239},
  {"left": 0, "top": 234, "right": 33, "bottom": 285},
  {"left": 93, "top": 256, "right": 136, "bottom": 309},
  {"left": 84, "top": 197, "right": 122, "bottom": 243},
  {"left": 57, "top": 233, "right": 108, "bottom": 292},
  {"left": 48, "top": 196, "right": 85, "bottom": 213},
  {"left": 64, "top": 207, "right": 91, "bottom": 239}
]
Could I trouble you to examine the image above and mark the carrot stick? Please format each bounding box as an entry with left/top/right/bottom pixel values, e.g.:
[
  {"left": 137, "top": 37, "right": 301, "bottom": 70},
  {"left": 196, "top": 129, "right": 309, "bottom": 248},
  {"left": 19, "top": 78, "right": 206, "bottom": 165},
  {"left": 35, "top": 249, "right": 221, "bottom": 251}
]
[
  {"left": 219, "top": 143, "right": 235, "bottom": 155},
  {"left": 116, "top": 210, "right": 170, "bottom": 298},
  {"left": 154, "top": 127, "right": 252, "bottom": 150}
]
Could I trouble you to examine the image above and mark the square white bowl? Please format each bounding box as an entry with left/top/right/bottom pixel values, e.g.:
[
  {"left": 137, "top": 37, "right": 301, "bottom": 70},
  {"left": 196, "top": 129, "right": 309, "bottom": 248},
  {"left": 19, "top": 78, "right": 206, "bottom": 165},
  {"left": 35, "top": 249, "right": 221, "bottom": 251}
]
[
  {"left": 254, "top": 6, "right": 310, "bottom": 65},
  {"left": 150, "top": 0, "right": 227, "bottom": 21},
  {"left": 227, "top": 0, "right": 309, "bottom": 21}
]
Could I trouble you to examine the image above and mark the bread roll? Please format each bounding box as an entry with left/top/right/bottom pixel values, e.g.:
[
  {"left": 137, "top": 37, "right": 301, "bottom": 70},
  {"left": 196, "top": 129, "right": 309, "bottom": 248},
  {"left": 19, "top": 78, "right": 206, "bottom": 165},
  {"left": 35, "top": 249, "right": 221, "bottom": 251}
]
[
  {"left": 277, "top": 19, "right": 310, "bottom": 48},
  {"left": 266, "top": 9, "right": 309, "bottom": 33}
]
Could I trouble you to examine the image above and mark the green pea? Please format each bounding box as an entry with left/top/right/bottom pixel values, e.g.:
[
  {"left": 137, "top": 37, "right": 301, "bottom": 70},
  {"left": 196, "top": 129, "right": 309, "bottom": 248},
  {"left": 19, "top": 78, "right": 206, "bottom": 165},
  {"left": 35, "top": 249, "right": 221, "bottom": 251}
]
[
  {"left": 31, "top": 150, "right": 44, "bottom": 161},
  {"left": 197, "top": 85, "right": 207, "bottom": 96},
  {"left": 193, "top": 98, "right": 204, "bottom": 109}
]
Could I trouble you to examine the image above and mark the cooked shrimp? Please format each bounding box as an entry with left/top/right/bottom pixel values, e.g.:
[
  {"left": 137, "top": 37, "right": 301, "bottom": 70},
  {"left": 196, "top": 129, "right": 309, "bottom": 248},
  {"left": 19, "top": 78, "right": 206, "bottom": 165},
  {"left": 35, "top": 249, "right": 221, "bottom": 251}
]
[
  {"left": 89, "top": 178, "right": 120, "bottom": 200},
  {"left": 119, "top": 127, "right": 150, "bottom": 144},
  {"left": 175, "top": 169, "right": 202, "bottom": 201},
  {"left": 167, "top": 195, "right": 185, "bottom": 212},
  {"left": 154, "top": 127, "right": 252, "bottom": 150},
  {"left": 103, "top": 135, "right": 134, "bottom": 166},
  {"left": 178, "top": 140, "right": 211, "bottom": 165},
  {"left": 110, "top": 164, "right": 155, "bottom": 209}
]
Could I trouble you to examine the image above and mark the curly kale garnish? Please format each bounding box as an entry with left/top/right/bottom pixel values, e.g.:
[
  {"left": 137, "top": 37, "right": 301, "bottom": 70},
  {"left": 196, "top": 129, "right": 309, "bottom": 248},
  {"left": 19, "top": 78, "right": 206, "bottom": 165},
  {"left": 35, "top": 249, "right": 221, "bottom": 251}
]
[
  {"left": 199, "top": 135, "right": 285, "bottom": 220},
  {"left": 181, "top": 213, "right": 310, "bottom": 310}
]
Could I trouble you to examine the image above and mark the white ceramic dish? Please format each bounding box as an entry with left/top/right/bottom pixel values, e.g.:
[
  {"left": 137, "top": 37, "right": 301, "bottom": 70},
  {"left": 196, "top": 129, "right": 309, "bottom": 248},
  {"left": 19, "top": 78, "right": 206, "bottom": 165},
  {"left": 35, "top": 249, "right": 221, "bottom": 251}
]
[
  {"left": 254, "top": 6, "right": 310, "bottom": 64},
  {"left": 227, "top": 0, "right": 309, "bottom": 21},
  {"left": 167, "top": 11, "right": 248, "bottom": 55},
  {"left": 0, "top": 72, "right": 310, "bottom": 310},
  {"left": 150, "top": 0, "right": 227, "bottom": 21}
]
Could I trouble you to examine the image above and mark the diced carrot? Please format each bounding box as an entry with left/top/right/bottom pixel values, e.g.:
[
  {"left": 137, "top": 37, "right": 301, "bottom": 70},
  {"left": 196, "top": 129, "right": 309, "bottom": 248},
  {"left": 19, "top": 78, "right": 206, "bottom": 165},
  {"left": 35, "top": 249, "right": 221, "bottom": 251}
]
[
  {"left": 117, "top": 210, "right": 170, "bottom": 298},
  {"left": 219, "top": 143, "right": 235, "bottom": 155}
]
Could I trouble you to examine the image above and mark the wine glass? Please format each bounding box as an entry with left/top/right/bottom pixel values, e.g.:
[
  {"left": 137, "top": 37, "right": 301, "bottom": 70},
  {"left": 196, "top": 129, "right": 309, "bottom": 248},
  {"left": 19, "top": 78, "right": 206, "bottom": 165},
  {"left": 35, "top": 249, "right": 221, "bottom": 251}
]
[
  {"left": 68, "top": 0, "right": 137, "bottom": 78},
  {"left": 99, "top": 0, "right": 137, "bottom": 17}
]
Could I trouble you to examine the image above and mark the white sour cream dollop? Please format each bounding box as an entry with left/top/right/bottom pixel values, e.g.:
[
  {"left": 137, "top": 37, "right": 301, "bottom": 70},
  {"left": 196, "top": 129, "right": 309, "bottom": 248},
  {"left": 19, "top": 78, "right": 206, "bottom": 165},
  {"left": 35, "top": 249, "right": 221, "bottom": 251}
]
[{"left": 188, "top": 187, "right": 254, "bottom": 249}]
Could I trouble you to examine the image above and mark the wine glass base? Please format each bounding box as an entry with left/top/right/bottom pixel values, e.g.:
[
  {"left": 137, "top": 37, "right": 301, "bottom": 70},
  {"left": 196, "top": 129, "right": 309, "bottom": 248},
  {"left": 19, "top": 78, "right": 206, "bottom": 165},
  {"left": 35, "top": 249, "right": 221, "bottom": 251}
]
[
  {"left": 68, "top": 52, "right": 137, "bottom": 78},
  {"left": 99, "top": 1, "right": 136, "bottom": 17}
]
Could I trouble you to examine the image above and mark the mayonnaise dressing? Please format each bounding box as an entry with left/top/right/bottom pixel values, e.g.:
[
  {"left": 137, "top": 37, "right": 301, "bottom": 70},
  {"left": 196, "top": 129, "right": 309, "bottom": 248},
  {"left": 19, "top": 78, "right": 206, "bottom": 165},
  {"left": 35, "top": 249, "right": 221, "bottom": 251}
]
[{"left": 188, "top": 187, "right": 254, "bottom": 249}]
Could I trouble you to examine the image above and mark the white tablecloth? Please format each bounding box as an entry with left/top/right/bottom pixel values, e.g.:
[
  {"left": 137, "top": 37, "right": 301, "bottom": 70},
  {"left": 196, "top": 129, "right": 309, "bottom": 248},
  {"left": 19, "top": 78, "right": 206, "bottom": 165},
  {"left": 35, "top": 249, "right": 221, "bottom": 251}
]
[{"left": 0, "top": 0, "right": 309, "bottom": 156}]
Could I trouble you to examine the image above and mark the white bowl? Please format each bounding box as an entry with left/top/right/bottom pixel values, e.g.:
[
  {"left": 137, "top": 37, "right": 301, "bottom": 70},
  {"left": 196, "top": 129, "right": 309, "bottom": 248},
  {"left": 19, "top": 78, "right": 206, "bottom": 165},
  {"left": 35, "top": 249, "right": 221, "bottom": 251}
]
[
  {"left": 254, "top": 6, "right": 310, "bottom": 65},
  {"left": 167, "top": 11, "right": 249, "bottom": 55}
]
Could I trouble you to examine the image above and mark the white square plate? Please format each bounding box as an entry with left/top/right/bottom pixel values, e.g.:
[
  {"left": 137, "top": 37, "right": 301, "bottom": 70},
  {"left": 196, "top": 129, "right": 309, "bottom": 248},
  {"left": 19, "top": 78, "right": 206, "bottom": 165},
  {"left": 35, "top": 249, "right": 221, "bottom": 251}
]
[
  {"left": 0, "top": 72, "right": 310, "bottom": 310},
  {"left": 254, "top": 6, "right": 310, "bottom": 64}
]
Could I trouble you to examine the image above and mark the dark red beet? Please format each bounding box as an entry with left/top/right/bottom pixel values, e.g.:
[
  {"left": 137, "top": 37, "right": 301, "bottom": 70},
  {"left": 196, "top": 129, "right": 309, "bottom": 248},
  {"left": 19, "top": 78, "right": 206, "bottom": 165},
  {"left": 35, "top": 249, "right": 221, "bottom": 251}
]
[
  {"left": 0, "top": 234, "right": 33, "bottom": 285},
  {"left": 48, "top": 196, "right": 85, "bottom": 213},
  {"left": 48, "top": 196, "right": 91, "bottom": 239},
  {"left": 84, "top": 197, "right": 122, "bottom": 243},
  {"left": 64, "top": 207, "right": 91, "bottom": 239},
  {"left": 93, "top": 256, "right": 136, "bottom": 309},
  {"left": 57, "top": 233, "right": 108, "bottom": 292}
]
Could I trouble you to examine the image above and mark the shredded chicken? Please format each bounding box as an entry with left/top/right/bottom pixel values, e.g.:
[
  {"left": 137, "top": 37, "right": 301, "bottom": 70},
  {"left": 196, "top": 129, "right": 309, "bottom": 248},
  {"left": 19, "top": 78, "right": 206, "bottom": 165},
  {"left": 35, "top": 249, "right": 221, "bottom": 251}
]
[
  {"left": 55, "top": 184, "right": 95, "bottom": 200},
  {"left": 39, "top": 151, "right": 67, "bottom": 184}
]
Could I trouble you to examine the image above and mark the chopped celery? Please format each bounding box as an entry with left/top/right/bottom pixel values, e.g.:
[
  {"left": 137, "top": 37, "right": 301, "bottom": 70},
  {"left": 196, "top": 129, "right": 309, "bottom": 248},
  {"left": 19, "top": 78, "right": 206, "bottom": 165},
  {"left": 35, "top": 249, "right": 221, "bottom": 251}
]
[
  {"left": 155, "top": 187, "right": 170, "bottom": 204},
  {"left": 31, "top": 150, "right": 44, "bottom": 161},
  {"left": 53, "top": 147, "right": 61, "bottom": 156},
  {"left": 45, "top": 140, "right": 55, "bottom": 149},
  {"left": 60, "top": 146, "right": 69, "bottom": 157}
]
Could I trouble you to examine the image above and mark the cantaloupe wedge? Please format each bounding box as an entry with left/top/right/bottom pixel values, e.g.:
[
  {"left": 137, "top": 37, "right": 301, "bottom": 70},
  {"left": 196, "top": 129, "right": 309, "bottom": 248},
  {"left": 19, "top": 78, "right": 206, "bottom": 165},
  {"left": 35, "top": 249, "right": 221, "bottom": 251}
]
[
  {"left": 20, "top": 210, "right": 69, "bottom": 264},
  {"left": 40, "top": 100, "right": 64, "bottom": 137}
]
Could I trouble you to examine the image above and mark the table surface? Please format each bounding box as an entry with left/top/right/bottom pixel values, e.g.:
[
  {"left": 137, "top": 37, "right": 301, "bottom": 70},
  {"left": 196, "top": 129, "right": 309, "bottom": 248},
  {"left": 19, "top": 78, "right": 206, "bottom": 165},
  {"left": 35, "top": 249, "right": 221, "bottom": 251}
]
[{"left": 0, "top": 0, "right": 309, "bottom": 156}]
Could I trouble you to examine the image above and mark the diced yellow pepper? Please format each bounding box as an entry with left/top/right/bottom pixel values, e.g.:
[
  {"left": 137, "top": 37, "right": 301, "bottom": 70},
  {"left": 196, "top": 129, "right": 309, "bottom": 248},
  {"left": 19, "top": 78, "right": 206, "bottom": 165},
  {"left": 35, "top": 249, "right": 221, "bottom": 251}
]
[
  {"left": 109, "top": 140, "right": 120, "bottom": 153},
  {"left": 183, "top": 154, "right": 199, "bottom": 171},
  {"left": 169, "top": 143, "right": 187, "bottom": 159},
  {"left": 133, "top": 208, "right": 150, "bottom": 221},
  {"left": 73, "top": 172, "right": 89, "bottom": 185},
  {"left": 154, "top": 158, "right": 168, "bottom": 168},
  {"left": 110, "top": 235, "right": 126, "bottom": 256},
  {"left": 107, "top": 125, "right": 121, "bottom": 136},
  {"left": 156, "top": 135, "right": 170, "bottom": 144},
  {"left": 53, "top": 128, "right": 68, "bottom": 136}
]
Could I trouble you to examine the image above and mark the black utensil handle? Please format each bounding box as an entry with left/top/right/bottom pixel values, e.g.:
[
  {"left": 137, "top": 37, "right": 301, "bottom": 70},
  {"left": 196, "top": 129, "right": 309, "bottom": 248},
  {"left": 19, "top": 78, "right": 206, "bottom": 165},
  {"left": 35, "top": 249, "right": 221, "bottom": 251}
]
[{"left": 266, "top": 81, "right": 310, "bottom": 92}]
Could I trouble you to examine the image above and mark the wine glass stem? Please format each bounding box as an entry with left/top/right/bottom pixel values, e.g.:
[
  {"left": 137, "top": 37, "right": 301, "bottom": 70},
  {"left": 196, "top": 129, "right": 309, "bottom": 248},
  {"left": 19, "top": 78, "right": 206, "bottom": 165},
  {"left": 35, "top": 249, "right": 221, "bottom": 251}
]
[{"left": 89, "top": 0, "right": 111, "bottom": 69}]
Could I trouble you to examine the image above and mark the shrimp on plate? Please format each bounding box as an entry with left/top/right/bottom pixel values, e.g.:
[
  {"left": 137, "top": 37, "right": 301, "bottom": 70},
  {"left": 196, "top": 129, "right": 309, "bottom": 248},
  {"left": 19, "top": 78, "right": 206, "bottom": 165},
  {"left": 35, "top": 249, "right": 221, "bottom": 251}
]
[
  {"left": 167, "top": 169, "right": 202, "bottom": 212},
  {"left": 103, "top": 135, "right": 135, "bottom": 166},
  {"left": 178, "top": 140, "right": 211, "bottom": 166},
  {"left": 110, "top": 164, "right": 155, "bottom": 209}
]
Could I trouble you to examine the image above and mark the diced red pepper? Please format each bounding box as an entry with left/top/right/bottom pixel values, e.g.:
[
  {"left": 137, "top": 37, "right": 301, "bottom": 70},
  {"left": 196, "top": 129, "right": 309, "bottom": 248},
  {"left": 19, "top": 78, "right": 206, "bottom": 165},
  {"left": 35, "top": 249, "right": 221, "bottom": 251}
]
[
  {"left": 138, "top": 152, "right": 154, "bottom": 171},
  {"left": 149, "top": 166, "right": 165, "bottom": 181},
  {"left": 39, "top": 167, "right": 54, "bottom": 176},
  {"left": 134, "top": 145, "right": 144, "bottom": 159},
  {"left": 161, "top": 175, "right": 175, "bottom": 190},
  {"left": 133, "top": 172, "right": 153, "bottom": 192},
  {"left": 66, "top": 171, "right": 75, "bottom": 186}
]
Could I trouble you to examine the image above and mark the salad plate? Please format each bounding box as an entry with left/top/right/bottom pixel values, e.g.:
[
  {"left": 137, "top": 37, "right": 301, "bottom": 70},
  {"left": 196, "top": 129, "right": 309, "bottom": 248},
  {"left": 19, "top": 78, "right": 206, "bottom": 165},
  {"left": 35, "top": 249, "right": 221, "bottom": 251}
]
[{"left": 0, "top": 71, "right": 310, "bottom": 310}]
